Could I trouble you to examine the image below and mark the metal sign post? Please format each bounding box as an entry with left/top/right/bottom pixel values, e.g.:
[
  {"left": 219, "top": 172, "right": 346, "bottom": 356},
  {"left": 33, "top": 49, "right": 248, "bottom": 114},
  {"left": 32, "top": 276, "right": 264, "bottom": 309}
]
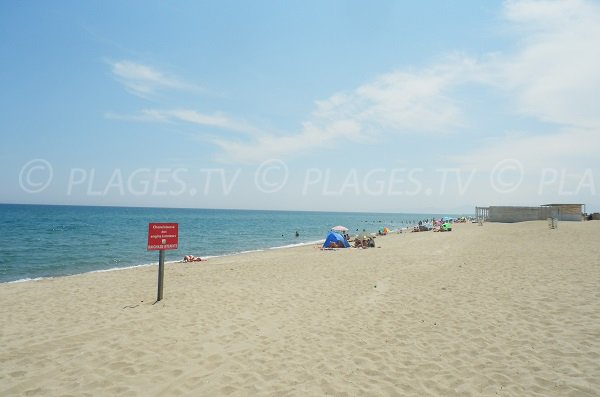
[
  {"left": 157, "top": 249, "right": 165, "bottom": 301},
  {"left": 147, "top": 223, "right": 179, "bottom": 302}
]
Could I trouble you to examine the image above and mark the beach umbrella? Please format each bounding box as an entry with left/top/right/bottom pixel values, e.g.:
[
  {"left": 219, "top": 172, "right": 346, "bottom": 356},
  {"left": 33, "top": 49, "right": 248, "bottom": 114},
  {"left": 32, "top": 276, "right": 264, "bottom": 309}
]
[
  {"left": 355, "top": 232, "right": 375, "bottom": 247},
  {"left": 331, "top": 225, "right": 348, "bottom": 232},
  {"left": 356, "top": 232, "right": 373, "bottom": 241}
]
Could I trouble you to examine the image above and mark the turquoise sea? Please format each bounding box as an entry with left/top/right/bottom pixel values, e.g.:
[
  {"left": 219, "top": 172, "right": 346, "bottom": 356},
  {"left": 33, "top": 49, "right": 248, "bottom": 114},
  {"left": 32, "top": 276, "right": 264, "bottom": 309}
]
[{"left": 0, "top": 204, "right": 462, "bottom": 283}]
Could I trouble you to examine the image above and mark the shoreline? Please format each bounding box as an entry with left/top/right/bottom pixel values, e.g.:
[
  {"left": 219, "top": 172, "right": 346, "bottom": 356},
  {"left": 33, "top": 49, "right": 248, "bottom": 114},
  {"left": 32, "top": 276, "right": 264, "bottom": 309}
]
[
  {"left": 1, "top": 204, "right": 453, "bottom": 284},
  {"left": 1, "top": 238, "right": 328, "bottom": 285},
  {"left": 4, "top": 226, "right": 422, "bottom": 285},
  {"left": 2, "top": 220, "right": 599, "bottom": 396}
]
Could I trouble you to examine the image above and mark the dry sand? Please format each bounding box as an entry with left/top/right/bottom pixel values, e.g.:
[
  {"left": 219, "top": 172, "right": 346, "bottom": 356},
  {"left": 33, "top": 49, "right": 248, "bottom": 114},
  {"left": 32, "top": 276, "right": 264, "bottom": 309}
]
[{"left": 1, "top": 221, "right": 599, "bottom": 396}]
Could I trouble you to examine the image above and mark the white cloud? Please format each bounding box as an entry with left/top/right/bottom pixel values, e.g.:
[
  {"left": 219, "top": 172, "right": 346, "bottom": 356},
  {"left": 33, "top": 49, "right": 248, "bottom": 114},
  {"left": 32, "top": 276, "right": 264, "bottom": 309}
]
[
  {"left": 106, "top": 1, "right": 600, "bottom": 171},
  {"left": 499, "top": 0, "right": 600, "bottom": 128},
  {"left": 316, "top": 59, "right": 473, "bottom": 134},
  {"left": 213, "top": 55, "right": 478, "bottom": 163},
  {"left": 110, "top": 60, "right": 196, "bottom": 99},
  {"left": 107, "top": 56, "right": 476, "bottom": 164},
  {"left": 503, "top": 0, "right": 590, "bottom": 26},
  {"left": 211, "top": 119, "right": 362, "bottom": 164},
  {"left": 447, "top": 0, "right": 600, "bottom": 176},
  {"left": 146, "top": 109, "right": 262, "bottom": 136},
  {"left": 105, "top": 109, "right": 261, "bottom": 136},
  {"left": 104, "top": 110, "right": 165, "bottom": 122}
]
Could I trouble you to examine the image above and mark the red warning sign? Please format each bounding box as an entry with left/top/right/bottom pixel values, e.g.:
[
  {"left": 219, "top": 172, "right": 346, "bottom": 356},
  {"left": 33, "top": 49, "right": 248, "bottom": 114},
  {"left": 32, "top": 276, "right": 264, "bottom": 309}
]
[{"left": 147, "top": 223, "right": 179, "bottom": 251}]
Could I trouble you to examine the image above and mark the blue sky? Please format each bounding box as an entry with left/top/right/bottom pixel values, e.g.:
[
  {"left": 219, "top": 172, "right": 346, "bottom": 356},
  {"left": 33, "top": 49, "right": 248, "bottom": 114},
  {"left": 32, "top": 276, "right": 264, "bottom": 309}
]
[{"left": 1, "top": 0, "right": 599, "bottom": 213}]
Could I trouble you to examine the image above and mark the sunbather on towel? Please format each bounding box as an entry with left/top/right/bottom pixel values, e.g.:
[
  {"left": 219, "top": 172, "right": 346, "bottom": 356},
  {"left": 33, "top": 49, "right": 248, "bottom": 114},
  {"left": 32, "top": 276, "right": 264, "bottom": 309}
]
[{"left": 183, "top": 255, "right": 207, "bottom": 262}]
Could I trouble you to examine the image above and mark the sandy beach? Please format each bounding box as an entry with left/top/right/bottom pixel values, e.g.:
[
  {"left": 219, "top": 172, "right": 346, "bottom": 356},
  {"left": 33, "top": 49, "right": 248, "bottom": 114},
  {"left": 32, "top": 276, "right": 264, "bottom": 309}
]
[{"left": 1, "top": 220, "right": 599, "bottom": 396}]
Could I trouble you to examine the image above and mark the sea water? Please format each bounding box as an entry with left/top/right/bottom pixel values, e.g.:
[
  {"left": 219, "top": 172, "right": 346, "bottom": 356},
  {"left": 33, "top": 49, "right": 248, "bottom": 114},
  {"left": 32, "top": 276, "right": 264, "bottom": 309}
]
[{"left": 0, "top": 204, "right": 455, "bottom": 283}]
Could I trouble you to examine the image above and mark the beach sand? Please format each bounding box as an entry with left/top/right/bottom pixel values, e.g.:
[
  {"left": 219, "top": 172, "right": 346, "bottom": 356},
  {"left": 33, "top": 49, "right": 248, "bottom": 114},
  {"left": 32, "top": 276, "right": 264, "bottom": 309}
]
[{"left": 1, "top": 221, "right": 599, "bottom": 396}]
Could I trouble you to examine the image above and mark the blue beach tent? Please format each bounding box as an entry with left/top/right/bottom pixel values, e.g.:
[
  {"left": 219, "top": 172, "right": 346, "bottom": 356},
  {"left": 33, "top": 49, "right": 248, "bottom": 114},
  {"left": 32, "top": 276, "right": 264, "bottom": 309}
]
[{"left": 322, "top": 231, "right": 350, "bottom": 248}]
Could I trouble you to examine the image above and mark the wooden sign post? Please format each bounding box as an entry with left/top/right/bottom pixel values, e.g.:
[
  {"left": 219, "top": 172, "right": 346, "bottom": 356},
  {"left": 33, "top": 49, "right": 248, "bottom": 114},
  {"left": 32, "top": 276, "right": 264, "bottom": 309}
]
[{"left": 147, "top": 223, "right": 179, "bottom": 302}]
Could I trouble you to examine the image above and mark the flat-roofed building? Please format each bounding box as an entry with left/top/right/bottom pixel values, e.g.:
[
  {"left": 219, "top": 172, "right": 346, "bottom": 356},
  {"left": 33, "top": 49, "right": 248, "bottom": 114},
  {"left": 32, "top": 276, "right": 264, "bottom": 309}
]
[
  {"left": 480, "top": 204, "right": 584, "bottom": 223},
  {"left": 541, "top": 204, "right": 585, "bottom": 222}
]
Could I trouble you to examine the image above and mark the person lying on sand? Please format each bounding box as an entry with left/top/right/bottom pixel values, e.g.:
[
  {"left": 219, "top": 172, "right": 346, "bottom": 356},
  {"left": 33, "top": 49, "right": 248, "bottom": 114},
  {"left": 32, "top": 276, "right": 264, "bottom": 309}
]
[{"left": 183, "top": 255, "right": 207, "bottom": 262}]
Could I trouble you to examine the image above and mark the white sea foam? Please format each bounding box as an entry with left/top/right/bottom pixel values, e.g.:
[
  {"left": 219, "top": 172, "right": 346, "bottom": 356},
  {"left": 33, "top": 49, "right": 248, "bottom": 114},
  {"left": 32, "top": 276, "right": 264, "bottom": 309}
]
[
  {"left": 7, "top": 277, "right": 46, "bottom": 284},
  {"left": 269, "top": 240, "right": 324, "bottom": 250}
]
